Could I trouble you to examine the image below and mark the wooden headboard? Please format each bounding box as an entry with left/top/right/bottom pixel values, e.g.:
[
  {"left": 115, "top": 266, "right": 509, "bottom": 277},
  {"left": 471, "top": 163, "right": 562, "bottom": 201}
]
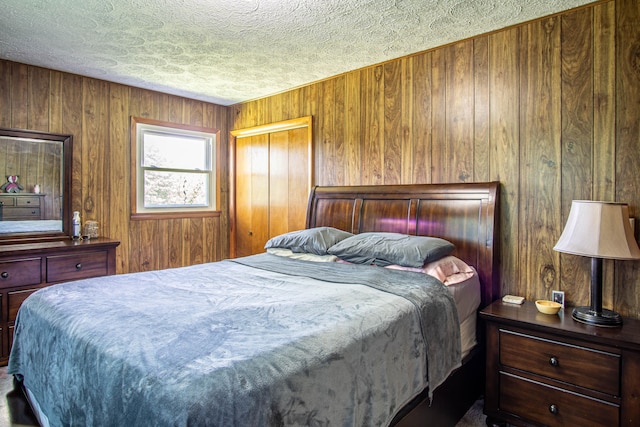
[{"left": 306, "top": 182, "right": 500, "bottom": 307}]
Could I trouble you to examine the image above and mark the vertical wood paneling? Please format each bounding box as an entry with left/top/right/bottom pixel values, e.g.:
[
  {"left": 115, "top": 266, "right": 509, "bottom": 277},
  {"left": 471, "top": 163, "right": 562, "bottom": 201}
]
[
  {"left": 0, "top": 61, "right": 10, "bottom": 128},
  {"left": 108, "top": 83, "right": 130, "bottom": 272},
  {"left": 361, "top": 66, "right": 384, "bottom": 185},
  {"left": 430, "top": 49, "right": 446, "bottom": 183},
  {"left": 49, "top": 71, "right": 63, "bottom": 134},
  {"left": 446, "top": 41, "right": 475, "bottom": 183},
  {"left": 519, "top": 17, "right": 562, "bottom": 300},
  {"left": 11, "top": 64, "right": 28, "bottom": 129},
  {"left": 383, "top": 60, "right": 402, "bottom": 184},
  {"left": 344, "top": 71, "right": 361, "bottom": 185},
  {"left": 489, "top": 28, "right": 521, "bottom": 297},
  {"left": 560, "top": 8, "right": 594, "bottom": 306},
  {"left": 616, "top": 0, "right": 640, "bottom": 314},
  {"left": 473, "top": 36, "right": 490, "bottom": 182},
  {"left": 333, "top": 75, "right": 346, "bottom": 185},
  {"left": 412, "top": 52, "right": 432, "bottom": 183},
  {"left": 27, "top": 67, "right": 50, "bottom": 131},
  {"left": 401, "top": 57, "right": 414, "bottom": 185},
  {"left": 319, "top": 79, "right": 336, "bottom": 185}
]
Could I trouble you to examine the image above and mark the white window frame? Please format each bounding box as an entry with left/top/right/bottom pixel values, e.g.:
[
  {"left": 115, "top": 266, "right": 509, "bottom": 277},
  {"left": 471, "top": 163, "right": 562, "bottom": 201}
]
[{"left": 131, "top": 117, "right": 219, "bottom": 219}]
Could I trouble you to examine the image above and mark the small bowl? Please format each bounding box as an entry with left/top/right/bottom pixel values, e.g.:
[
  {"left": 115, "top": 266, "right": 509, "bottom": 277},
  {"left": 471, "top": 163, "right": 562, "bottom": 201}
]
[{"left": 535, "top": 300, "right": 562, "bottom": 315}]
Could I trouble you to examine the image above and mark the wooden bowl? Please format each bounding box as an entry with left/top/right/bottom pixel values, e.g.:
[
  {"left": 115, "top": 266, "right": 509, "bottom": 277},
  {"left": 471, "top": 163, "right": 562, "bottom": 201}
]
[{"left": 535, "top": 300, "right": 562, "bottom": 315}]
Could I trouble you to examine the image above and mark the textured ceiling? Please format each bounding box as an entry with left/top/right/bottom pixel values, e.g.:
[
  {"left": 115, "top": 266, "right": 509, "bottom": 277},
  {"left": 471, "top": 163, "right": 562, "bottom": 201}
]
[{"left": 1, "top": 0, "right": 594, "bottom": 106}]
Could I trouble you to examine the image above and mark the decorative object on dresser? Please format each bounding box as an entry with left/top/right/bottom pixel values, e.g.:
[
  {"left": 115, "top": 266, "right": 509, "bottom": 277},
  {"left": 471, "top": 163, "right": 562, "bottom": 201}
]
[
  {"left": 481, "top": 300, "right": 640, "bottom": 427},
  {"left": 553, "top": 200, "right": 640, "bottom": 326},
  {"left": 0, "top": 238, "right": 120, "bottom": 365}
]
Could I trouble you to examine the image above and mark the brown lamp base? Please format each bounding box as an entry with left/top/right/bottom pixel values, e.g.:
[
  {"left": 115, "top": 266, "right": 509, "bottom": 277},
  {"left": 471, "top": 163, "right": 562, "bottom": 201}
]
[{"left": 572, "top": 306, "right": 622, "bottom": 327}]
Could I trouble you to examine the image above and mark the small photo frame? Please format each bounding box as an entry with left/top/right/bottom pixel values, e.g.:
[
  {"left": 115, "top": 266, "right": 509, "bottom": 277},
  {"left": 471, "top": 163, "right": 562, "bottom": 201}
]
[{"left": 552, "top": 290, "right": 565, "bottom": 308}]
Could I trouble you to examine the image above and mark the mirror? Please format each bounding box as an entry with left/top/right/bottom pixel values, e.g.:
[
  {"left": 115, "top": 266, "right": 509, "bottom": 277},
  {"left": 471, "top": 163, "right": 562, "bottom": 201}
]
[{"left": 0, "top": 128, "right": 72, "bottom": 242}]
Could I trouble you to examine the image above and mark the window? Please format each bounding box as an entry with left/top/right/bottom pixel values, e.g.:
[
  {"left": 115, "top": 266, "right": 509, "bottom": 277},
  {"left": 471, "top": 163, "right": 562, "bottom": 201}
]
[{"left": 131, "top": 117, "right": 219, "bottom": 218}]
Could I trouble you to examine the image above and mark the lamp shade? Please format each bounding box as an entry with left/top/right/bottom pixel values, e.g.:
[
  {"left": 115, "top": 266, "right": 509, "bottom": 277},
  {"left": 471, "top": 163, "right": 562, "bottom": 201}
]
[{"left": 554, "top": 201, "right": 640, "bottom": 260}]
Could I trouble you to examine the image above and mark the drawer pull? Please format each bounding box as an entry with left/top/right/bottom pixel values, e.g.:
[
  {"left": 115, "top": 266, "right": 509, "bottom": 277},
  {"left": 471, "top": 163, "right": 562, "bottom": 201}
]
[
  {"left": 75, "top": 263, "right": 82, "bottom": 270},
  {"left": 1, "top": 271, "right": 8, "bottom": 279},
  {"left": 549, "top": 404, "right": 558, "bottom": 415},
  {"left": 549, "top": 356, "right": 559, "bottom": 366}
]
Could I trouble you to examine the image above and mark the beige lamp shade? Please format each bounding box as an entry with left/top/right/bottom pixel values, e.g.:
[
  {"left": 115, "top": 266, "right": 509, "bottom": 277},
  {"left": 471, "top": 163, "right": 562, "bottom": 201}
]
[{"left": 554, "top": 201, "right": 640, "bottom": 260}]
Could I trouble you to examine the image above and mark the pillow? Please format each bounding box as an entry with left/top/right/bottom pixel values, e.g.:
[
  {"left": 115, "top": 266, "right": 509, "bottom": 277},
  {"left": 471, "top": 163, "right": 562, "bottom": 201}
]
[
  {"left": 264, "top": 227, "right": 353, "bottom": 255},
  {"left": 327, "top": 232, "right": 454, "bottom": 267},
  {"left": 385, "top": 255, "right": 476, "bottom": 285},
  {"left": 266, "top": 247, "right": 339, "bottom": 262}
]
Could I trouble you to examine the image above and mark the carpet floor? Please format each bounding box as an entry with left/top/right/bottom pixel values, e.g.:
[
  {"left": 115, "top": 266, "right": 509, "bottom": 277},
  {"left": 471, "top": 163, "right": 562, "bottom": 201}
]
[{"left": 0, "top": 366, "right": 487, "bottom": 426}]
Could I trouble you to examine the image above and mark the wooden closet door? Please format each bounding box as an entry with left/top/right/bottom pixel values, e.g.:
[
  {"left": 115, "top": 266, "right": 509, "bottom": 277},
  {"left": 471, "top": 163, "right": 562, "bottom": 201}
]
[
  {"left": 268, "top": 127, "right": 310, "bottom": 238},
  {"left": 231, "top": 116, "right": 313, "bottom": 258},
  {"left": 234, "top": 134, "right": 269, "bottom": 257}
]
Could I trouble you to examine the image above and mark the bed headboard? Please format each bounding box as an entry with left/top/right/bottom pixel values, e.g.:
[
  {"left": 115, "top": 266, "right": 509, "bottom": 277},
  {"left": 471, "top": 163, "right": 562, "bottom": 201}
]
[{"left": 306, "top": 182, "right": 500, "bottom": 308}]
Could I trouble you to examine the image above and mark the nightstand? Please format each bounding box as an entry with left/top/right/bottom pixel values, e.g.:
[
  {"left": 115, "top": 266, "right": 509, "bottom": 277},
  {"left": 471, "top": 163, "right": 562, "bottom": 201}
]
[{"left": 480, "top": 300, "right": 640, "bottom": 427}]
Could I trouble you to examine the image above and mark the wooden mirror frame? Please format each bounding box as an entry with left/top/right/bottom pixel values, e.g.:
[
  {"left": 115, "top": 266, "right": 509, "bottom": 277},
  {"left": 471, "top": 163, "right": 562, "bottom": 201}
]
[{"left": 0, "top": 127, "right": 72, "bottom": 244}]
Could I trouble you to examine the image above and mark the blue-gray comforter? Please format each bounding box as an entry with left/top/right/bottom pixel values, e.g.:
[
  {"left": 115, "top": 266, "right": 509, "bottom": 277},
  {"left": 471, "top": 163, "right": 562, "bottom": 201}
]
[{"left": 8, "top": 254, "right": 461, "bottom": 426}]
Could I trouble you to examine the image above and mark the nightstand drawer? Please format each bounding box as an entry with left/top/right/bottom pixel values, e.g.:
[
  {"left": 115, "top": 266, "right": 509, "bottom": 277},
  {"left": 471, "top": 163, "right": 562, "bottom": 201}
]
[
  {"left": 0, "top": 258, "right": 42, "bottom": 288},
  {"left": 500, "top": 329, "right": 620, "bottom": 395},
  {"left": 46, "top": 251, "right": 108, "bottom": 282},
  {"left": 500, "top": 372, "right": 619, "bottom": 427}
]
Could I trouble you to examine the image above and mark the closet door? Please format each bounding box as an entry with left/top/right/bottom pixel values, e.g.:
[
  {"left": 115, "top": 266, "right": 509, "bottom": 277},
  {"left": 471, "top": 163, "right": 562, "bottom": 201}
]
[
  {"left": 234, "top": 134, "right": 269, "bottom": 257},
  {"left": 231, "top": 117, "right": 313, "bottom": 258}
]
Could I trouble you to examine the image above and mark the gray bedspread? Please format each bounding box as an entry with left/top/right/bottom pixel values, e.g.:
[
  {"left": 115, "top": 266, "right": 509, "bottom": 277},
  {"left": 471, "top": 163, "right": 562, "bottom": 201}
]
[{"left": 8, "top": 254, "right": 461, "bottom": 427}]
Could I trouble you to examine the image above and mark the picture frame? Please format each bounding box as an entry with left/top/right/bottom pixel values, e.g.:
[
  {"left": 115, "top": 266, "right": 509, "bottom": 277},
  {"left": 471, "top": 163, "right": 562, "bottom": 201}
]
[{"left": 552, "top": 290, "right": 565, "bottom": 308}]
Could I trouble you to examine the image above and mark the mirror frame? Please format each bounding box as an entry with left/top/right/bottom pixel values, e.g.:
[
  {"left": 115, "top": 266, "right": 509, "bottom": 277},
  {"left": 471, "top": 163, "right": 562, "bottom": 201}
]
[{"left": 0, "top": 127, "right": 72, "bottom": 244}]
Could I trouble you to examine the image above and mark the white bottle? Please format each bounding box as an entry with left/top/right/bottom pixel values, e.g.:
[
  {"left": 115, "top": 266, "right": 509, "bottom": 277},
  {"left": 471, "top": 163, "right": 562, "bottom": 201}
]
[{"left": 72, "top": 211, "right": 81, "bottom": 239}]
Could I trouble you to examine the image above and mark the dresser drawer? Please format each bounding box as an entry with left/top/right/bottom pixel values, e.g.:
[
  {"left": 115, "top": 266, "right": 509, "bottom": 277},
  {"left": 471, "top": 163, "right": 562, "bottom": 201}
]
[
  {"left": 46, "top": 251, "right": 108, "bottom": 282},
  {"left": 0, "top": 197, "right": 16, "bottom": 207},
  {"left": 16, "top": 197, "right": 40, "bottom": 207},
  {"left": 500, "top": 372, "right": 619, "bottom": 427},
  {"left": 500, "top": 329, "right": 620, "bottom": 395},
  {"left": 3, "top": 207, "right": 41, "bottom": 219},
  {"left": 8, "top": 288, "right": 40, "bottom": 321},
  {"left": 0, "top": 258, "right": 42, "bottom": 288}
]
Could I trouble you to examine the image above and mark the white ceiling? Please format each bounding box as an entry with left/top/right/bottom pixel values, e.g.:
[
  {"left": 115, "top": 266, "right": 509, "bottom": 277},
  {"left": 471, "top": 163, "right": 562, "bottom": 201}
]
[{"left": 1, "top": 0, "right": 594, "bottom": 106}]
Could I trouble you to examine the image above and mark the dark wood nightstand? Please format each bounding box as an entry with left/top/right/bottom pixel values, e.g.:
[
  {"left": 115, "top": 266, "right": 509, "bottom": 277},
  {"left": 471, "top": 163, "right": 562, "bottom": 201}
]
[{"left": 480, "top": 300, "right": 640, "bottom": 427}]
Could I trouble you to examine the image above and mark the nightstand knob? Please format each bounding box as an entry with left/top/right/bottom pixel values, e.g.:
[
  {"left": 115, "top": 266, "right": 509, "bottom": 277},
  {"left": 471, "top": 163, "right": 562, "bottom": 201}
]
[
  {"left": 75, "top": 263, "right": 82, "bottom": 270},
  {"left": 549, "top": 356, "right": 559, "bottom": 366},
  {"left": 1, "top": 272, "right": 8, "bottom": 279},
  {"left": 549, "top": 404, "right": 558, "bottom": 415}
]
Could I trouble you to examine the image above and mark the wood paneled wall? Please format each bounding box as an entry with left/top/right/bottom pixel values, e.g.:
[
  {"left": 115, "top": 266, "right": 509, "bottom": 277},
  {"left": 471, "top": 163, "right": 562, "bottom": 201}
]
[
  {"left": 0, "top": 61, "right": 230, "bottom": 273},
  {"left": 230, "top": 0, "right": 640, "bottom": 318}
]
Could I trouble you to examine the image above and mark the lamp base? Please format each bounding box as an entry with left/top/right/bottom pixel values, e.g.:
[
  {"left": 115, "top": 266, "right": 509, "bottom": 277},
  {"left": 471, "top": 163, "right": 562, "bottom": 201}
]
[{"left": 572, "top": 306, "right": 622, "bottom": 327}]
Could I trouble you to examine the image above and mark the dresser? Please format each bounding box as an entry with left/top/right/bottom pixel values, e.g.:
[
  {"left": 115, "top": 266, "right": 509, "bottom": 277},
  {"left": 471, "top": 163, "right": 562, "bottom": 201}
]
[
  {"left": 0, "top": 193, "right": 46, "bottom": 220},
  {"left": 480, "top": 300, "right": 640, "bottom": 427},
  {"left": 0, "top": 238, "right": 120, "bottom": 365}
]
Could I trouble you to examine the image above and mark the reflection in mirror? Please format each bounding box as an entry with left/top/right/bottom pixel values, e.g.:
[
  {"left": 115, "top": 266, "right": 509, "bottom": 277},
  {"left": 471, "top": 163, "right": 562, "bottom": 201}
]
[{"left": 0, "top": 128, "right": 72, "bottom": 241}]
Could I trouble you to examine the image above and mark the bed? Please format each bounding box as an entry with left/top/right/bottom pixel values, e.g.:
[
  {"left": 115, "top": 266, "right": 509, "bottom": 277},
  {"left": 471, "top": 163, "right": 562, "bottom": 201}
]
[{"left": 8, "top": 182, "right": 499, "bottom": 426}]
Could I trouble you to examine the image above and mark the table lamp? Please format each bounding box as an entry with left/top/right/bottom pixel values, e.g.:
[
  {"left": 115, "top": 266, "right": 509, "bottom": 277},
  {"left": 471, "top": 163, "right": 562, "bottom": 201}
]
[{"left": 553, "top": 200, "right": 640, "bottom": 326}]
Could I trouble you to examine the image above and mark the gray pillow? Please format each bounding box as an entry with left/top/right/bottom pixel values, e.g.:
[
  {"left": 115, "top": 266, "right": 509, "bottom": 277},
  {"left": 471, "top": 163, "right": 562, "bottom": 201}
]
[
  {"left": 265, "top": 227, "right": 354, "bottom": 255},
  {"left": 327, "top": 232, "right": 455, "bottom": 267}
]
